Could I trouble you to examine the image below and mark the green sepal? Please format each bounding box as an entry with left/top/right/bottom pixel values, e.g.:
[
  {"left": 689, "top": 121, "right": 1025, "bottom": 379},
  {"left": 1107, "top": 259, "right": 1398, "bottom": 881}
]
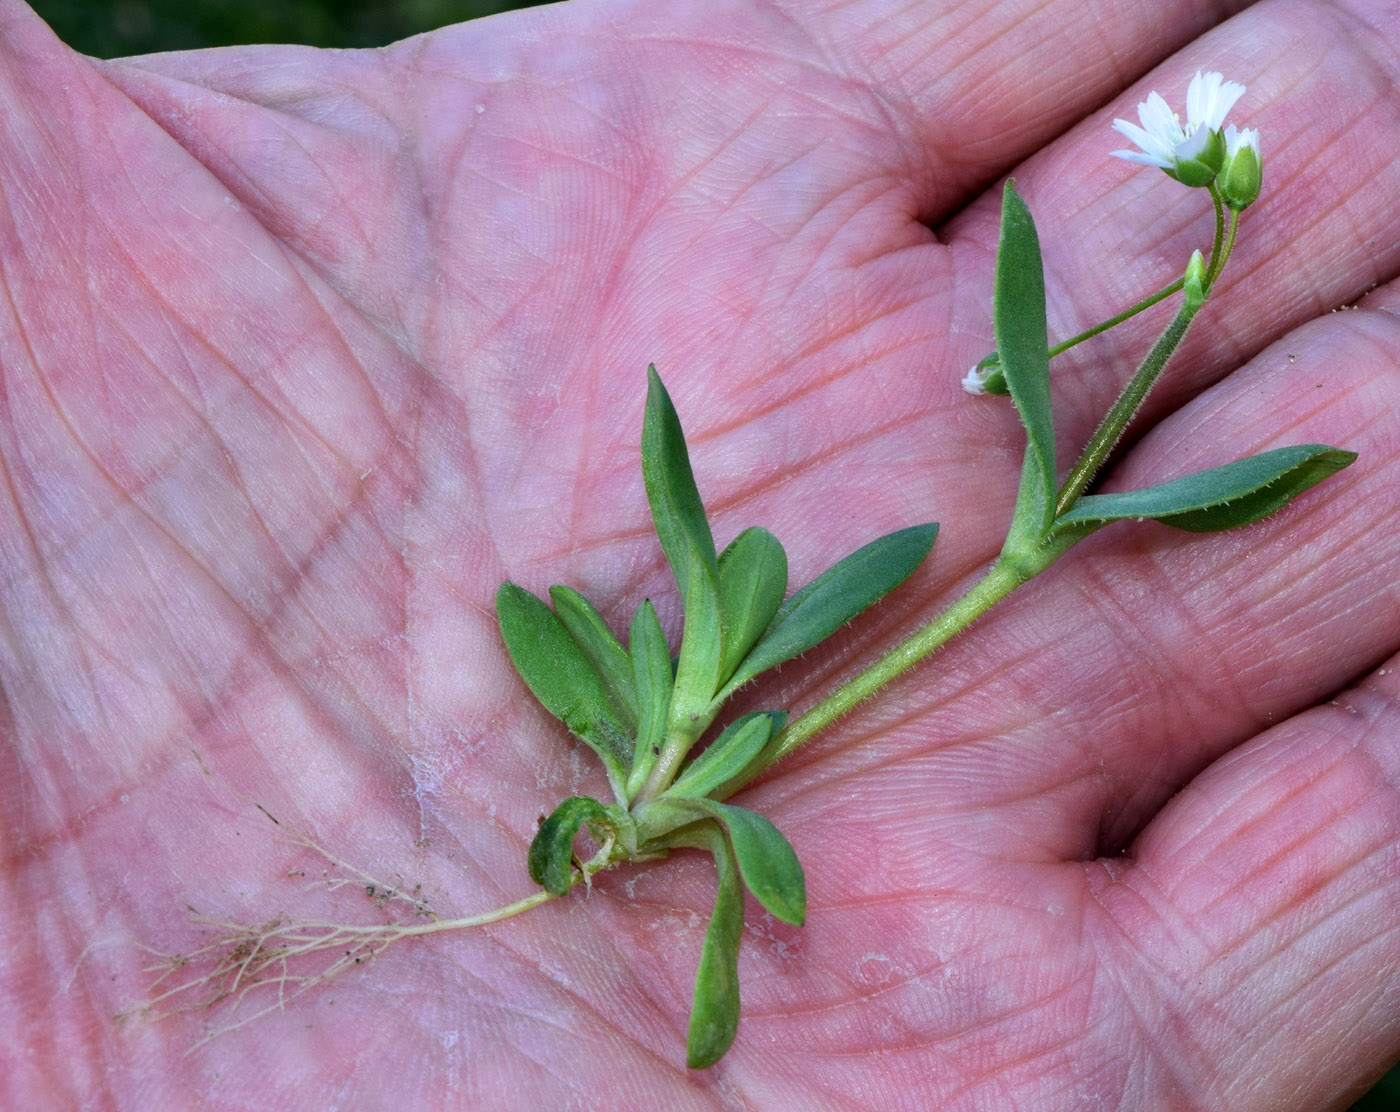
[
  {"left": 626, "top": 599, "right": 674, "bottom": 799},
  {"left": 496, "top": 582, "right": 632, "bottom": 794},
  {"left": 686, "top": 823, "right": 744, "bottom": 1069},
  {"left": 719, "top": 523, "right": 938, "bottom": 698},
  {"left": 994, "top": 182, "right": 1056, "bottom": 547},
  {"left": 549, "top": 585, "right": 638, "bottom": 731},
  {"left": 527, "top": 796, "right": 620, "bottom": 895},
  {"left": 716, "top": 527, "right": 788, "bottom": 684},
  {"left": 665, "top": 711, "right": 786, "bottom": 801},
  {"left": 642, "top": 366, "right": 718, "bottom": 607},
  {"left": 1053, "top": 445, "right": 1356, "bottom": 535}
]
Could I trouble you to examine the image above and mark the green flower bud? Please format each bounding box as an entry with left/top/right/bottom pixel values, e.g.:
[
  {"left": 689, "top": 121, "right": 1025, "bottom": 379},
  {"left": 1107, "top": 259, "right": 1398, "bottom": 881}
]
[
  {"left": 1219, "top": 125, "right": 1262, "bottom": 210},
  {"left": 1183, "top": 249, "right": 1208, "bottom": 311}
]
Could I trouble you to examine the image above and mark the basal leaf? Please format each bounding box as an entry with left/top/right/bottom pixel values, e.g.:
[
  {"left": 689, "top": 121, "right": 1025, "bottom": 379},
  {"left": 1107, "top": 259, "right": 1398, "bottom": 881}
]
[
  {"left": 626, "top": 598, "right": 673, "bottom": 800},
  {"left": 717, "top": 527, "right": 788, "bottom": 684},
  {"left": 686, "top": 824, "right": 744, "bottom": 1069},
  {"left": 642, "top": 367, "right": 718, "bottom": 606},
  {"left": 549, "top": 585, "right": 638, "bottom": 731},
  {"left": 527, "top": 796, "right": 611, "bottom": 895},
  {"left": 665, "top": 711, "right": 785, "bottom": 800},
  {"left": 686, "top": 799, "right": 806, "bottom": 926},
  {"left": 995, "top": 182, "right": 1056, "bottom": 541},
  {"left": 1053, "top": 445, "right": 1356, "bottom": 534},
  {"left": 496, "top": 582, "right": 632, "bottom": 792},
  {"left": 721, "top": 523, "right": 938, "bottom": 696}
]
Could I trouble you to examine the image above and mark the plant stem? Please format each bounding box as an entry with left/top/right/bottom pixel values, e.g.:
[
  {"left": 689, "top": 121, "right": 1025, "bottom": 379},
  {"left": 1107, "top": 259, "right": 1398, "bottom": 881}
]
[
  {"left": 1053, "top": 298, "right": 1202, "bottom": 515},
  {"left": 721, "top": 188, "right": 1248, "bottom": 797},
  {"left": 1054, "top": 202, "right": 1238, "bottom": 517},
  {"left": 400, "top": 887, "right": 564, "bottom": 934},
  {"left": 1046, "top": 276, "right": 1185, "bottom": 358},
  {"left": 725, "top": 559, "right": 1027, "bottom": 791}
]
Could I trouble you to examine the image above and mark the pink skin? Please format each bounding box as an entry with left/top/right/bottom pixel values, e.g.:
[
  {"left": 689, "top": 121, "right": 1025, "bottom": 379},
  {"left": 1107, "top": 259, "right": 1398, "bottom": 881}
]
[{"left": 2, "top": 0, "right": 1399, "bottom": 1106}]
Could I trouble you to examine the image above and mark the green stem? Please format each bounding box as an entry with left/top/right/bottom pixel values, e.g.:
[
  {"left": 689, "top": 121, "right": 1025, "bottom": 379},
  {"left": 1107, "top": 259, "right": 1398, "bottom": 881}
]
[
  {"left": 1046, "top": 276, "right": 1185, "bottom": 359},
  {"left": 1054, "top": 297, "right": 1202, "bottom": 516},
  {"left": 1205, "top": 184, "right": 1227, "bottom": 289},
  {"left": 1206, "top": 203, "right": 1239, "bottom": 294},
  {"left": 1055, "top": 202, "right": 1238, "bottom": 517},
  {"left": 723, "top": 560, "right": 1026, "bottom": 792}
]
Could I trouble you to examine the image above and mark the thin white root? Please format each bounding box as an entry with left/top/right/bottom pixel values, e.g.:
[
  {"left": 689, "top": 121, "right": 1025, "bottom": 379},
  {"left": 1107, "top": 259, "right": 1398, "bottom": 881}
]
[{"left": 121, "top": 757, "right": 565, "bottom": 1044}]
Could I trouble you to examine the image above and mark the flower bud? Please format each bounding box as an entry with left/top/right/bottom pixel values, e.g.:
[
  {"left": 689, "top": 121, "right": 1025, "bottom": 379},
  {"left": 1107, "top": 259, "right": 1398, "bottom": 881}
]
[
  {"left": 962, "top": 353, "right": 1008, "bottom": 396},
  {"left": 1219, "top": 125, "right": 1262, "bottom": 210},
  {"left": 1183, "top": 249, "right": 1208, "bottom": 311}
]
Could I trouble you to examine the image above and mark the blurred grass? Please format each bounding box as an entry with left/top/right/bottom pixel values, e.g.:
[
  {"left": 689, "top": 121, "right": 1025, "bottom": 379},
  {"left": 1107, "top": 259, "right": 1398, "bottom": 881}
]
[
  {"left": 20, "top": 3, "right": 1400, "bottom": 1109},
  {"left": 28, "top": 0, "right": 545, "bottom": 56}
]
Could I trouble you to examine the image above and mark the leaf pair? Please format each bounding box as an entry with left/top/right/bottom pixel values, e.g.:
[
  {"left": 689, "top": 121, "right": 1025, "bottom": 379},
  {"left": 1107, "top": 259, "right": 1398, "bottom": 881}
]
[
  {"left": 991, "top": 181, "right": 1354, "bottom": 568},
  {"left": 642, "top": 799, "right": 805, "bottom": 1068}
]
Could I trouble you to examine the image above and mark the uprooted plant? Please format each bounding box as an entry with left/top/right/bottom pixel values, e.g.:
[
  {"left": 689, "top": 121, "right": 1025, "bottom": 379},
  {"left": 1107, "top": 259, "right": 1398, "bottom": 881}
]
[{"left": 133, "top": 72, "right": 1354, "bottom": 1068}]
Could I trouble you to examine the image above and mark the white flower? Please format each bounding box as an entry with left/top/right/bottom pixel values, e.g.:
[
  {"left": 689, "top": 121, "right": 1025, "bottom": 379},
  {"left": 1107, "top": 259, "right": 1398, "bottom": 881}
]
[{"left": 1112, "top": 71, "right": 1246, "bottom": 186}]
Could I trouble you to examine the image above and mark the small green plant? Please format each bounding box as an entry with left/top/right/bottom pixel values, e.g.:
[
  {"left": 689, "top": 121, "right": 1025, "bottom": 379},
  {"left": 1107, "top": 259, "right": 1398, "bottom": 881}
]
[{"left": 141, "top": 71, "right": 1353, "bottom": 1068}]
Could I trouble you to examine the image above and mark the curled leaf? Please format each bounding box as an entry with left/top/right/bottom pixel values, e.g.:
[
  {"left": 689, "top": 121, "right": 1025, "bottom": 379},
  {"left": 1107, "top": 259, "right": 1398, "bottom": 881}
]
[{"left": 527, "top": 796, "right": 612, "bottom": 895}]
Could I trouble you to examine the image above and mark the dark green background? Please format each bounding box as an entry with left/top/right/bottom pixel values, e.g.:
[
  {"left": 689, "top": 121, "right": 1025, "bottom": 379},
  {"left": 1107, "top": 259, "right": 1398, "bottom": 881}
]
[
  {"left": 28, "top": 0, "right": 545, "bottom": 56},
  {"left": 21, "top": 3, "right": 1400, "bottom": 1107}
]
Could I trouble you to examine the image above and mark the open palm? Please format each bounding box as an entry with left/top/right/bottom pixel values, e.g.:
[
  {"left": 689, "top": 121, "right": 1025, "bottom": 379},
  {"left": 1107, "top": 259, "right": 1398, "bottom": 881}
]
[{"left": 4, "top": 0, "right": 1399, "bottom": 1106}]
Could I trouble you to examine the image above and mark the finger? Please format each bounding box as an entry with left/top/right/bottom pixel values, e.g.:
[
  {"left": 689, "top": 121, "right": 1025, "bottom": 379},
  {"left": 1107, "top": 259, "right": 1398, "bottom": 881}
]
[
  {"left": 795, "top": 0, "right": 1252, "bottom": 215},
  {"left": 1093, "top": 661, "right": 1400, "bottom": 1110},
  {"left": 936, "top": 0, "right": 1400, "bottom": 475}
]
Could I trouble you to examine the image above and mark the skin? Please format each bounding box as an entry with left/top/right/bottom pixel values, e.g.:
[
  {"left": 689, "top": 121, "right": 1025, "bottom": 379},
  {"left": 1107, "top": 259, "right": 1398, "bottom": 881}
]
[{"left": 1, "top": 0, "right": 1398, "bottom": 1106}]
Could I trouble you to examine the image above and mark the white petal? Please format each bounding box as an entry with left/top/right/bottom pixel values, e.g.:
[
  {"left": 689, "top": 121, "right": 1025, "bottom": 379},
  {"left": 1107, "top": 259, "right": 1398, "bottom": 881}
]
[
  {"left": 1113, "top": 116, "right": 1175, "bottom": 163},
  {"left": 1186, "top": 69, "right": 1245, "bottom": 131},
  {"left": 1137, "top": 91, "right": 1184, "bottom": 144},
  {"left": 1225, "top": 124, "right": 1261, "bottom": 157},
  {"left": 1173, "top": 124, "right": 1214, "bottom": 162},
  {"left": 1111, "top": 147, "right": 1173, "bottom": 169}
]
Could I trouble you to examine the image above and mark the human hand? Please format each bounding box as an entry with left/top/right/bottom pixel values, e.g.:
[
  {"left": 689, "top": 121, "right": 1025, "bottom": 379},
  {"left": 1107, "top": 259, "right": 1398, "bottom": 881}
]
[{"left": 3, "top": 0, "right": 1398, "bottom": 1106}]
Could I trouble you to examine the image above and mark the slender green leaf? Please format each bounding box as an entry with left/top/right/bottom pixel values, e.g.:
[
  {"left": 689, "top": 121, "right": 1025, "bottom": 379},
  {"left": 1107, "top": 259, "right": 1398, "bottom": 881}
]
[
  {"left": 666, "top": 711, "right": 785, "bottom": 800},
  {"left": 642, "top": 367, "right": 718, "bottom": 606},
  {"left": 626, "top": 598, "right": 673, "bottom": 799},
  {"left": 721, "top": 523, "right": 938, "bottom": 696},
  {"left": 687, "top": 824, "right": 744, "bottom": 1069},
  {"left": 527, "top": 796, "right": 611, "bottom": 895},
  {"left": 549, "top": 585, "right": 638, "bottom": 731},
  {"left": 717, "top": 527, "right": 788, "bottom": 684},
  {"left": 495, "top": 582, "right": 631, "bottom": 791},
  {"left": 669, "top": 543, "right": 726, "bottom": 737},
  {"left": 995, "top": 181, "right": 1056, "bottom": 540},
  {"left": 1054, "top": 445, "right": 1356, "bottom": 534},
  {"left": 685, "top": 799, "right": 806, "bottom": 926}
]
